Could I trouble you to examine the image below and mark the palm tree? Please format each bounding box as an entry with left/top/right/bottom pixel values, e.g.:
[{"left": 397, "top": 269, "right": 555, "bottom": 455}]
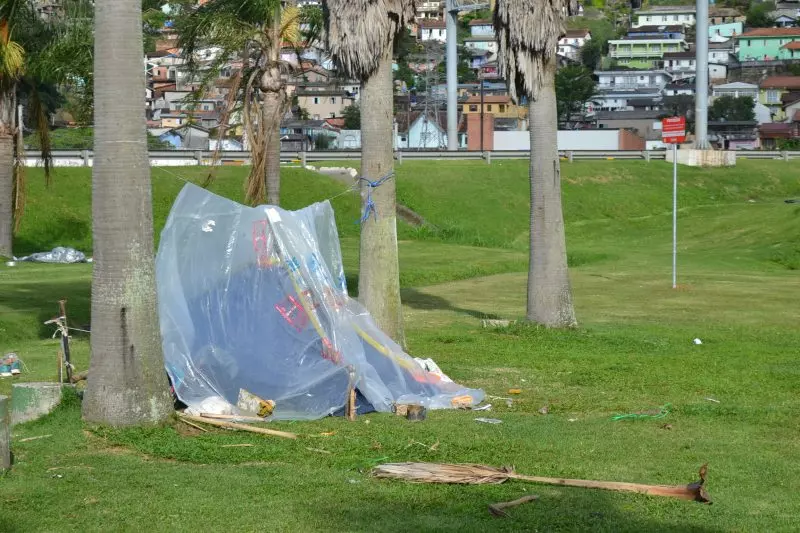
[
  {"left": 323, "top": 0, "right": 414, "bottom": 344},
  {"left": 81, "top": 0, "right": 173, "bottom": 425},
  {"left": 176, "top": 0, "right": 311, "bottom": 205},
  {"left": 0, "top": 0, "right": 93, "bottom": 258},
  {"left": 0, "top": 0, "right": 56, "bottom": 257},
  {"left": 494, "top": 0, "right": 578, "bottom": 327}
]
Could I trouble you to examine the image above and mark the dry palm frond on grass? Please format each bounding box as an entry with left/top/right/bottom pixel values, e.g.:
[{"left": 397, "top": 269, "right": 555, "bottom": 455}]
[{"left": 372, "top": 462, "right": 712, "bottom": 503}]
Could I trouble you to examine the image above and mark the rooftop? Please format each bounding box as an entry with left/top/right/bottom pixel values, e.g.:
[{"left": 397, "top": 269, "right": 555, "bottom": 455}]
[
  {"left": 759, "top": 123, "right": 793, "bottom": 138},
  {"left": 595, "top": 109, "right": 663, "bottom": 120},
  {"left": 738, "top": 28, "right": 800, "bottom": 38},
  {"left": 760, "top": 76, "right": 800, "bottom": 90},
  {"left": 782, "top": 41, "right": 800, "bottom": 50},
  {"left": 464, "top": 95, "right": 513, "bottom": 104},
  {"left": 620, "top": 35, "right": 686, "bottom": 41},
  {"left": 468, "top": 19, "right": 492, "bottom": 26},
  {"left": 636, "top": 6, "right": 696, "bottom": 14},
  {"left": 708, "top": 6, "right": 743, "bottom": 17},
  {"left": 663, "top": 51, "right": 697, "bottom": 59},
  {"left": 563, "top": 28, "right": 591, "bottom": 38},
  {"left": 419, "top": 19, "right": 446, "bottom": 29},
  {"left": 628, "top": 24, "right": 684, "bottom": 33}
]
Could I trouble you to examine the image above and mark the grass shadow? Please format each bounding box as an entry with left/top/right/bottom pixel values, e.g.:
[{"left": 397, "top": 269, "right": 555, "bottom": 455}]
[{"left": 401, "top": 288, "right": 502, "bottom": 320}]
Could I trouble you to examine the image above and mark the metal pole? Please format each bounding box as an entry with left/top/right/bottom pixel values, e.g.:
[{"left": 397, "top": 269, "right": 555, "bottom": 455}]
[
  {"left": 445, "top": 1, "right": 458, "bottom": 151},
  {"left": 694, "top": 0, "right": 709, "bottom": 148},
  {"left": 672, "top": 142, "right": 678, "bottom": 289},
  {"left": 480, "top": 76, "right": 484, "bottom": 152}
]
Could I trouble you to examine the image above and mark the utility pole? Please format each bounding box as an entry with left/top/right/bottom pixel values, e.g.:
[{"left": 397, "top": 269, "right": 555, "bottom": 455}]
[
  {"left": 445, "top": 0, "right": 490, "bottom": 151},
  {"left": 445, "top": 0, "right": 459, "bottom": 151},
  {"left": 694, "top": 0, "right": 710, "bottom": 148}
]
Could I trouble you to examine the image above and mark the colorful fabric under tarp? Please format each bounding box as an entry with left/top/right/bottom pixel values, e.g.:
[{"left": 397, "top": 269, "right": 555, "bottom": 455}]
[{"left": 156, "top": 184, "right": 484, "bottom": 420}]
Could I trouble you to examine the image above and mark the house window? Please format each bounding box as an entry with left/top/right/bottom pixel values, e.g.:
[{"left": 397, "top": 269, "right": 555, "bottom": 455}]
[
  {"left": 469, "top": 104, "right": 478, "bottom": 112},
  {"left": 499, "top": 104, "right": 506, "bottom": 112},
  {"left": 487, "top": 104, "right": 493, "bottom": 111},
  {"left": 313, "top": 97, "right": 319, "bottom": 104},
  {"left": 330, "top": 97, "right": 336, "bottom": 104},
  {"left": 766, "top": 90, "right": 780, "bottom": 103},
  {"left": 330, "top": 113, "right": 336, "bottom": 118}
]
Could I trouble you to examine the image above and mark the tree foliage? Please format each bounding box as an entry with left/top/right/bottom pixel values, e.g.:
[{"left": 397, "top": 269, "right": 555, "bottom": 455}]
[
  {"left": 746, "top": 2, "right": 776, "bottom": 28},
  {"left": 555, "top": 65, "right": 596, "bottom": 127},
  {"left": 709, "top": 96, "right": 756, "bottom": 122},
  {"left": 342, "top": 104, "right": 360, "bottom": 129}
]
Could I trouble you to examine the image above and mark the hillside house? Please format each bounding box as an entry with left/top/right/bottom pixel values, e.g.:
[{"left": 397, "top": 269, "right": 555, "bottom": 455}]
[
  {"left": 558, "top": 29, "right": 592, "bottom": 61},
  {"left": 708, "top": 6, "right": 745, "bottom": 25},
  {"left": 418, "top": 19, "right": 447, "bottom": 42},
  {"left": 608, "top": 36, "right": 687, "bottom": 68},
  {"left": 760, "top": 76, "right": 800, "bottom": 120},
  {"left": 633, "top": 6, "right": 696, "bottom": 28},
  {"left": 415, "top": 0, "right": 442, "bottom": 19},
  {"left": 468, "top": 19, "right": 494, "bottom": 37},
  {"left": 712, "top": 82, "right": 759, "bottom": 99},
  {"left": 627, "top": 25, "right": 685, "bottom": 40},
  {"left": 595, "top": 69, "right": 672, "bottom": 91},
  {"left": 709, "top": 22, "right": 743, "bottom": 39},
  {"left": 296, "top": 88, "right": 356, "bottom": 119},
  {"left": 462, "top": 95, "right": 526, "bottom": 119},
  {"left": 736, "top": 28, "right": 800, "bottom": 61}
]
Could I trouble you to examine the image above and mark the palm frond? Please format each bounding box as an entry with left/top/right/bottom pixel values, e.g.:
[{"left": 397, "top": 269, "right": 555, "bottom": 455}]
[
  {"left": 27, "top": 84, "right": 53, "bottom": 185},
  {"left": 494, "top": 0, "right": 575, "bottom": 101},
  {"left": 1, "top": 38, "right": 25, "bottom": 79},
  {"left": 372, "top": 463, "right": 512, "bottom": 484},
  {"left": 279, "top": 6, "right": 301, "bottom": 45},
  {"left": 202, "top": 67, "right": 245, "bottom": 188},
  {"left": 323, "top": 0, "right": 416, "bottom": 81}
]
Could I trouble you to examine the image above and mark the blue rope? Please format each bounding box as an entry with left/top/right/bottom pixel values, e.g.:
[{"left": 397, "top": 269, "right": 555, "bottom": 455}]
[{"left": 358, "top": 171, "right": 395, "bottom": 224}]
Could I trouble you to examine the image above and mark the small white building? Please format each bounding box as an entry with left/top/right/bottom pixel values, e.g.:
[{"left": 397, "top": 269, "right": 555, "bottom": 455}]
[
  {"left": 558, "top": 28, "right": 592, "bottom": 61},
  {"left": 418, "top": 19, "right": 447, "bottom": 42}
]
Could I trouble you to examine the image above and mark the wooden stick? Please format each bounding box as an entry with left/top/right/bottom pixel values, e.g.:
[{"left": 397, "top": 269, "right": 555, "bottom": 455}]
[
  {"left": 510, "top": 464, "right": 711, "bottom": 503},
  {"left": 18, "top": 434, "right": 53, "bottom": 442},
  {"left": 221, "top": 443, "right": 254, "bottom": 448},
  {"left": 488, "top": 495, "right": 539, "bottom": 518},
  {"left": 199, "top": 412, "right": 267, "bottom": 423},
  {"left": 346, "top": 365, "right": 356, "bottom": 422},
  {"left": 177, "top": 412, "right": 297, "bottom": 440},
  {"left": 178, "top": 418, "right": 209, "bottom": 433},
  {"left": 58, "top": 300, "right": 73, "bottom": 384}
]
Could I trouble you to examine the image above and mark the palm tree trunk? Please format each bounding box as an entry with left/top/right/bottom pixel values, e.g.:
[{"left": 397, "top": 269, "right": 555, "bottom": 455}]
[
  {"left": 359, "top": 36, "right": 404, "bottom": 344},
  {"left": 0, "top": 132, "right": 12, "bottom": 258},
  {"left": 82, "top": 0, "right": 173, "bottom": 425},
  {"left": 0, "top": 92, "right": 14, "bottom": 258},
  {"left": 527, "top": 56, "right": 577, "bottom": 328},
  {"left": 262, "top": 90, "right": 282, "bottom": 205}
]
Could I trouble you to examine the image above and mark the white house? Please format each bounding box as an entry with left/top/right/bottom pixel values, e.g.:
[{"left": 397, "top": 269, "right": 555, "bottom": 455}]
[
  {"left": 592, "top": 88, "right": 663, "bottom": 112},
  {"left": 708, "top": 41, "right": 735, "bottom": 64},
  {"left": 418, "top": 19, "right": 447, "bottom": 42},
  {"left": 634, "top": 6, "right": 696, "bottom": 28},
  {"left": 595, "top": 69, "right": 672, "bottom": 91},
  {"left": 415, "top": 0, "right": 442, "bottom": 19},
  {"left": 664, "top": 82, "right": 695, "bottom": 96},
  {"left": 558, "top": 28, "right": 591, "bottom": 61},
  {"left": 468, "top": 19, "right": 494, "bottom": 37},
  {"left": 711, "top": 82, "right": 759, "bottom": 99},
  {"left": 464, "top": 36, "right": 498, "bottom": 54}
]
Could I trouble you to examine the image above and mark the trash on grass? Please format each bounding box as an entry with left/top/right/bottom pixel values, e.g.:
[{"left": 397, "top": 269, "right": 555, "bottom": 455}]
[
  {"left": 15, "top": 247, "right": 87, "bottom": 264},
  {"left": 537, "top": 406, "right": 549, "bottom": 415},
  {"left": 475, "top": 417, "right": 502, "bottom": 424},
  {"left": 611, "top": 403, "right": 671, "bottom": 421},
  {"left": 508, "top": 389, "right": 522, "bottom": 395},
  {"left": 473, "top": 404, "right": 492, "bottom": 411},
  {"left": 693, "top": 338, "right": 703, "bottom": 345},
  {"left": 704, "top": 397, "right": 720, "bottom": 404},
  {"left": 413, "top": 358, "right": 453, "bottom": 383}
]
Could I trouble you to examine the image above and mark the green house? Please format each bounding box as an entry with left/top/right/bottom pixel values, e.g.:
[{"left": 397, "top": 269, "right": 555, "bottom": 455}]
[{"left": 736, "top": 28, "right": 800, "bottom": 61}]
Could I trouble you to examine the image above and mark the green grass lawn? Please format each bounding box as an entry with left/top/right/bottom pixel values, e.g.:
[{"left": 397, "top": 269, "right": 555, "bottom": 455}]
[{"left": 1, "top": 160, "right": 799, "bottom": 532}]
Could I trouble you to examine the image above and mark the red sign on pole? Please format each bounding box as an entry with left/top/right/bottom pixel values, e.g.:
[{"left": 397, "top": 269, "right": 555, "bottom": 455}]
[{"left": 662, "top": 116, "right": 686, "bottom": 144}]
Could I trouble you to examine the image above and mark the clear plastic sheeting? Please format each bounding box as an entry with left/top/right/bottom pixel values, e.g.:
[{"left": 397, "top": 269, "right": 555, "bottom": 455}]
[
  {"left": 156, "top": 184, "right": 484, "bottom": 420},
  {"left": 16, "top": 247, "right": 87, "bottom": 263}
]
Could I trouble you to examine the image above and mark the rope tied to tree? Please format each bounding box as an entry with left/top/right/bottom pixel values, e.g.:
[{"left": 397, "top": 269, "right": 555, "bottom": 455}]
[{"left": 358, "top": 170, "right": 395, "bottom": 224}]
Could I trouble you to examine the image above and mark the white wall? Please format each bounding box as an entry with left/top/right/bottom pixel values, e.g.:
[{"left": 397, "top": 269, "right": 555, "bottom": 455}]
[{"left": 494, "top": 130, "right": 623, "bottom": 151}]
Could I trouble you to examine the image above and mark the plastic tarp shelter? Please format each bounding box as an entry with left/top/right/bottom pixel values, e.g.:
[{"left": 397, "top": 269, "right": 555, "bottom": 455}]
[{"left": 156, "top": 184, "right": 484, "bottom": 420}]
